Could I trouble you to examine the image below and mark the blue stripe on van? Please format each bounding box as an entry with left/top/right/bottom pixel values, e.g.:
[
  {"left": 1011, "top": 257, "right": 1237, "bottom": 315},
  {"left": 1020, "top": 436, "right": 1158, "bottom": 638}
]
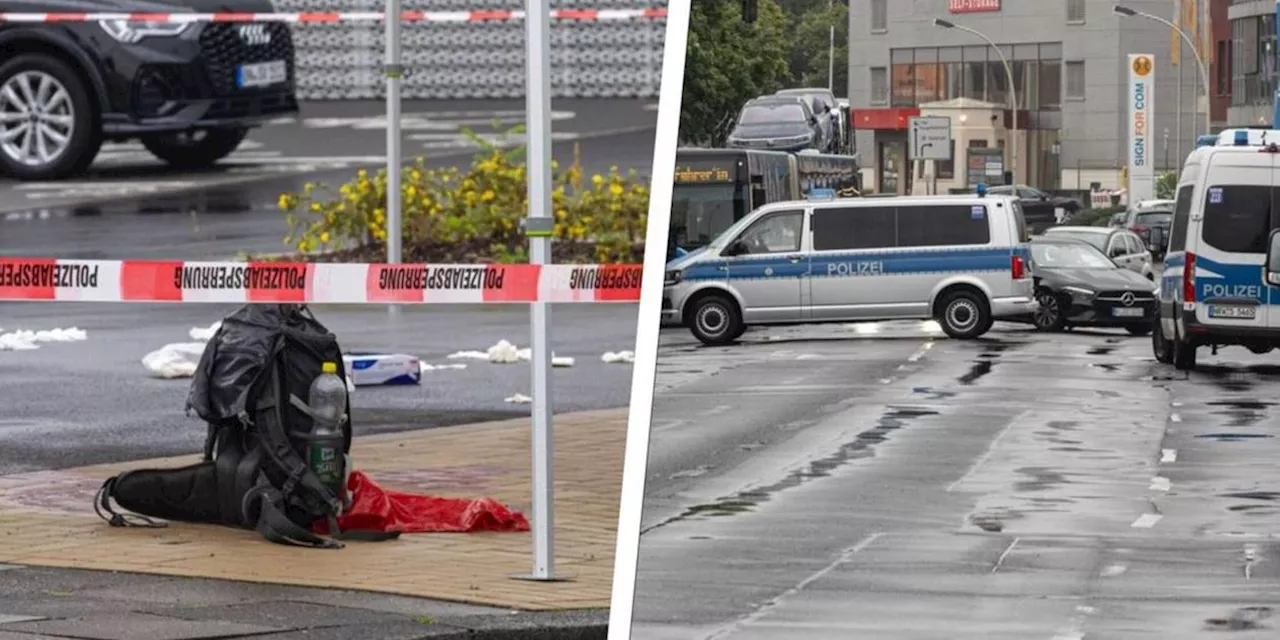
[
  {"left": 1164, "top": 253, "right": 1269, "bottom": 302},
  {"left": 682, "top": 246, "right": 1023, "bottom": 282}
]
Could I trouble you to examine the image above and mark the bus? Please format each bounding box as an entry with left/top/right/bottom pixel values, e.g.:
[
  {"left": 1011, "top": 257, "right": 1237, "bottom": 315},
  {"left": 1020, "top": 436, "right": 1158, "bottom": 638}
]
[{"left": 668, "top": 148, "right": 860, "bottom": 260}]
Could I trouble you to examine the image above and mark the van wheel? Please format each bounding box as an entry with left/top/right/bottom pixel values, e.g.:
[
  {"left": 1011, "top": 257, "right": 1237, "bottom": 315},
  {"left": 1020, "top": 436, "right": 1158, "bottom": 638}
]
[
  {"left": 1172, "top": 326, "right": 1198, "bottom": 371},
  {"left": 688, "top": 294, "right": 743, "bottom": 346},
  {"left": 0, "top": 54, "right": 101, "bottom": 180},
  {"left": 936, "top": 289, "right": 991, "bottom": 340},
  {"left": 1152, "top": 319, "right": 1173, "bottom": 364}
]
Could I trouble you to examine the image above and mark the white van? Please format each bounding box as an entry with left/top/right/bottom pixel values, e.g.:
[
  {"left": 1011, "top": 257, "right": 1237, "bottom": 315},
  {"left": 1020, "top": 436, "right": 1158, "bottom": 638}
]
[
  {"left": 1154, "top": 129, "right": 1280, "bottom": 370},
  {"left": 662, "top": 194, "right": 1037, "bottom": 345}
]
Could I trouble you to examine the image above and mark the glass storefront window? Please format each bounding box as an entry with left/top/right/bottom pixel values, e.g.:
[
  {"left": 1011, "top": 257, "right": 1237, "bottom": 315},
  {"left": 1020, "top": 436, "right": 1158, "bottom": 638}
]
[
  {"left": 1232, "top": 14, "right": 1278, "bottom": 107},
  {"left": 881, "top": 44, "right": 1061, "bottom": 111},
  {"left": 1039, "top": 61, "right": 1062, "bottom": 109}
]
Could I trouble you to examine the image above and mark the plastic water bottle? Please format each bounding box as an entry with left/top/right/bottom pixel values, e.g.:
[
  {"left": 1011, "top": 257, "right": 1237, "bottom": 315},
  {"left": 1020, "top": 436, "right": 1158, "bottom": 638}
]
[{"left": 306, "top": 362, "right": 348, "bottom": 506}]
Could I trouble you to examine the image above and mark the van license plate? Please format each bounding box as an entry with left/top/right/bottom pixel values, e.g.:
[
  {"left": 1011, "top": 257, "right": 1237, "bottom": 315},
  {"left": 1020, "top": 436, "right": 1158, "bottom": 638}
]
[
  {"left": 1112, "top": 307, "right": 1145, "bottom": 318},
  {"left": 1208, "top": 305, "right": 1257, "bottom": 320},
  {"left": 236, "top": 60, "right": 287, "bottom": 88}
]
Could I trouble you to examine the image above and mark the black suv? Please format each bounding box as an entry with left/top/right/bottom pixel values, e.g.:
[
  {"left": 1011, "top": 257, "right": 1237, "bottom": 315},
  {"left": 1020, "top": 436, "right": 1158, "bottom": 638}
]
[{"left": 0, "top": 1, "right": 299, "bottom": 180}]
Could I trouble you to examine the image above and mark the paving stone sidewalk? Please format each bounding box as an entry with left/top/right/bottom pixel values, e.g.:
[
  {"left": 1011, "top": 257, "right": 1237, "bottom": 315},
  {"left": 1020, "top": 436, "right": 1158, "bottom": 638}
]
[{"left": 0, "top": 409, "right": 626, "bottom": 625}]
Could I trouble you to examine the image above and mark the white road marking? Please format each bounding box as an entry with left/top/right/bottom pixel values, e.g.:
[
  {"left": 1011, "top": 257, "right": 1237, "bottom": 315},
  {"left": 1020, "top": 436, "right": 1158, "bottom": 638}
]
[
  {"left": 701, "top": 405, "right": 732, "bottom": 417},
  {"left": 701, "top": 533, "right": 884, "bottom": 640},
  {"left": 907, "top": 341, "right": 934, "bottom": 363},
  {"left": 1160, "top": 448, "right": 1177, "bottom": 463},
  {"left": 652, "top": 419, "right": 689, "bottom": 434},
  {"left": 1149, "top": 476, "right": 1171, "bottom": 492},
  {"left": 1170, "top": 412, "right": 1182, "bottom": 423},
  {"left": 1131, "top": 513, "right": 1163, "bottom": 528},
  {"left": 879, "top": 378, "right": 894, "bottom": 385},
  {"left": 991, "top": 537, "right": 1020, "bottom": 573},
  {"left": 1101, "top": 563, "right": 1127, "bottom": 577}
]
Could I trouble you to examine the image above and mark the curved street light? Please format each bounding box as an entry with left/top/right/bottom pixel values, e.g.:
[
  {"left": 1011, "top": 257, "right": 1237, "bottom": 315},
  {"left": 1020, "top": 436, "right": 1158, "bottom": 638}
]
[
  {"left": 934, "top": 18, "right": 1018, "bottom": 186},
  {"left": 1114, "top": 4, "right": 1211, "bottom": 137}
]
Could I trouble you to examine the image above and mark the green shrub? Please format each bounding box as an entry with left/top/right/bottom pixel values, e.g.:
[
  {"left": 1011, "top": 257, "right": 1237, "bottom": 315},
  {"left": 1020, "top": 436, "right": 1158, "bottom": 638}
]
[{"left": 276, "top": 127, "right": 648, "bottom": 264}]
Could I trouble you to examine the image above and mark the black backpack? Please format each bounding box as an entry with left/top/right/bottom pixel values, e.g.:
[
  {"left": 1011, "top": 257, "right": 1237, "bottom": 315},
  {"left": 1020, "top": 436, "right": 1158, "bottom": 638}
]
[{"left": 95, "top": 304, "right": 398, "bottom": 548}]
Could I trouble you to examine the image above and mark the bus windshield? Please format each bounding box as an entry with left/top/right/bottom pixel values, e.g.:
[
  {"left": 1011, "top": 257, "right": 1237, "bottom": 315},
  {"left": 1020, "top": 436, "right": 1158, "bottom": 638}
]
[{"left": 670, "top": 182, "right": 746, "bottom": 254}]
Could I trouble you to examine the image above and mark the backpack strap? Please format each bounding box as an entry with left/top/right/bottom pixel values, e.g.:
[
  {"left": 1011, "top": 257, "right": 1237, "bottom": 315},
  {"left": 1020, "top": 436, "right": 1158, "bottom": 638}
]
[
  {"left": 94, "top": 476, "right": 168, "bottom": 529},
  {"left": 247, "top": 339, "right": 343, "bottom": 516},
  {"left": 242, "top": 481, "right": 343, "bottom": 549},
  {"left": 326, "top": 514, "right": 402, "bottom": 542}
]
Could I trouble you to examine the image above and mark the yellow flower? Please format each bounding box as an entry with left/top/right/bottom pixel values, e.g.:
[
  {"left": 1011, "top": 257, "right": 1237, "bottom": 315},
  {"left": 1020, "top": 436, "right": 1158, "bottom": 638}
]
[
  {"left": 405, "top": 185, "right": 417, "bottom": 199},
  {"left": 309, "top": 202, "right": 322, "bottom": 213},
  {"left": 319, "top": 231, "right": 330, "bottom": 244},
  {"left": 277, "top": 194, "right": 291, "bottom": 210},
  {"left": 609, "top": 184, "right": 623, "bottom": 196},
  {"left": 591, "top": 174, "right": 604, "bottom": 187},
  {"left": 556, "top": 209, "right": 568, "bottom": 220},
  {"left": 481, "top": 189, "right": 496, "bottom": 202}
]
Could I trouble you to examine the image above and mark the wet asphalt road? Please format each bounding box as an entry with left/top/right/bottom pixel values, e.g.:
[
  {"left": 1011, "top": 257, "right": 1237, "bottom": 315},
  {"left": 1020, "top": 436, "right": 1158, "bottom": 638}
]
[
  {"left": 0, "top": 98, "right": 650, "bottom": 475},
  {"left": 633, "top": 322, "right": 1280, "bottom": 639},
  {"left": 0, "top": 302, "right": 638, "bottom": 475}
]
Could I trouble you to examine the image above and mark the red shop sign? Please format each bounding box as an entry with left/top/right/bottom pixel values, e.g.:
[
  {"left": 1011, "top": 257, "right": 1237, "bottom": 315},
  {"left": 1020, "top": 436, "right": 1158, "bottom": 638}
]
[{"left": 949, "top": 0, "right": 1000, "bottom": 13}]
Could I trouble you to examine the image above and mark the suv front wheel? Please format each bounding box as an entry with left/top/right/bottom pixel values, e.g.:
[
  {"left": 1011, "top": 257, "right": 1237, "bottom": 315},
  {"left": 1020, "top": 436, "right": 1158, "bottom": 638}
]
[
  {"left": 0, "top": 54, "right": 101, "bottom": 180},
  {"left": 141, "top": 128, "right": 248, "bottom": 170}
]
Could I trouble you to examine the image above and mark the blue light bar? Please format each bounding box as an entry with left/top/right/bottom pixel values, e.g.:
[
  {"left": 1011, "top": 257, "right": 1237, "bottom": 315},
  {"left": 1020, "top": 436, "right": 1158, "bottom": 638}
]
[
  {"left": 976, "top": 183, "right": 987, "bottom": 197},
  {"left": 1236, "top": 130, "right": 1250, "bottom": 146}
]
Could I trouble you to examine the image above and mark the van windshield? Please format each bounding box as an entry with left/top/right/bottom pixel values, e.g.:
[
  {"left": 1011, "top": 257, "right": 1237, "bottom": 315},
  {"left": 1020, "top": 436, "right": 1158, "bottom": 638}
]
[{"left": 1201, "top": 185, "right": 1279, "bottom": 254}]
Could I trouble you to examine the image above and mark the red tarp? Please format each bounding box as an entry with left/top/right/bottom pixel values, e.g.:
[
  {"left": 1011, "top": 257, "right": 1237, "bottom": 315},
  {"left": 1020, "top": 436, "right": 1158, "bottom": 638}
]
[{"left": 313, "top": 470, "right": 529, "bottom": 534}]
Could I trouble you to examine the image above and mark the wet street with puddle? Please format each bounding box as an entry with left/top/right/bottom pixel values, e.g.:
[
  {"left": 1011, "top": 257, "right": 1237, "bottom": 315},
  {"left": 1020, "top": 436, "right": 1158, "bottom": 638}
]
[{"left": 634, "top": 322, "right": 1280, "bottom": 639}]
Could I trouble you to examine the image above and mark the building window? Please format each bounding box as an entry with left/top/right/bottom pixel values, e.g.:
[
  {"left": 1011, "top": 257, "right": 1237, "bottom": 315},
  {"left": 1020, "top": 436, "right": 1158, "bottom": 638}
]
[
  {"left": 1232, "top": 13, "right": 1278, "bottom": 107},
  {"left": 870, "top": 0, "right": 887, "bottom": 33},
  {"left": 1066, "top": 0, "right": 1085, "bottom": 24},
  {"left": 1065, "top": 61, "right": 1086, "bottom": 100},
  {"left": 1039, "top": 60, "right": 1062, "bottom": 109},
  {"left": 1217, "top": 39, "right": 1229, "bottom": 96},
  {"left": 870, "top": 67, "right": 888, "bottom": 105}
]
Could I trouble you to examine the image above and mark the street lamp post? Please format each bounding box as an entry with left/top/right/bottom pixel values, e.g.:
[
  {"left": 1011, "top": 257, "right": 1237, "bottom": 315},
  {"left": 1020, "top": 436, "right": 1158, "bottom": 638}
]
[
  {"left": 934, "top": 18, "right": 1018, "bottom": 186},
  {"left": 1114, "top": 4, "right": 1212, "bottom": 137}
]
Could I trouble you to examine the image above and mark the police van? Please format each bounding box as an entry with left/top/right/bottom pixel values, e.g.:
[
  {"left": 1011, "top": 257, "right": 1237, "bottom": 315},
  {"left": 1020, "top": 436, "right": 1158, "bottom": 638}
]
[
  {"left": 662, "top": 193, "right": 1037, "bottom": 345},
  {"left": 1153, "top": 129, "right": 1280, "bottom": 370}
]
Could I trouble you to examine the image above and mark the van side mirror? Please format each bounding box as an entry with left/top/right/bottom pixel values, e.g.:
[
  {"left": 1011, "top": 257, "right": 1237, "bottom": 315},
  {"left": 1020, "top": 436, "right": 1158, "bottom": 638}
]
[
  {"left": 1266, "top": 229, "right": 1280, "bottom": 286},
  {"left": 724, "top": 240, "right": 749, "bottom": 257}
]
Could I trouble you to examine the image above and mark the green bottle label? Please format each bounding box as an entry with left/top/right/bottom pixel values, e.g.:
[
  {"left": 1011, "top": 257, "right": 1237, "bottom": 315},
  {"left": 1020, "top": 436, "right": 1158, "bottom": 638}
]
[{"left": 309, "top": 445, "right": 343, "bottom": 490}]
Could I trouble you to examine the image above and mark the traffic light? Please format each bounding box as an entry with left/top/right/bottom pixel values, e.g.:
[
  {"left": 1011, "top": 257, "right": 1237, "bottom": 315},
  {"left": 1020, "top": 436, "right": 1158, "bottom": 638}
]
[{"left": 742, "top": 0, "right": 758, "bottom": 23}]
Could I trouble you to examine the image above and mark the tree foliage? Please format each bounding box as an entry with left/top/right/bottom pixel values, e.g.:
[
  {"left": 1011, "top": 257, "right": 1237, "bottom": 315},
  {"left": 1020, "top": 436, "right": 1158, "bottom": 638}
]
[
  {"left": 680, "top": 0, "right": 848, "bottom": 146},
  {"left": 679, "top": 0, "right": 790, "bottom": 146}
]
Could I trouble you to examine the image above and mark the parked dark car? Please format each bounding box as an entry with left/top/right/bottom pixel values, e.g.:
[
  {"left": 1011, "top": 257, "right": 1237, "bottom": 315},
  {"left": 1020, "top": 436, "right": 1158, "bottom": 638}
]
[
  {"left": 1121, "top": 199, "right": 1175, "bottom": 260},
  {"left": 774, "top": 88, "right": 839, "bottom": 153},
  {"left": 1021, "top": 237, "right": 1158, "bottom": 335},
  {"left": 0, "top": 2, "right": 300, "bottom": 180},
  {"left": 726, "top": 96, "right": 823, "bottom": 153},
  {"left": 986, "top": 185, "right": 1083, "bottom": 232}
]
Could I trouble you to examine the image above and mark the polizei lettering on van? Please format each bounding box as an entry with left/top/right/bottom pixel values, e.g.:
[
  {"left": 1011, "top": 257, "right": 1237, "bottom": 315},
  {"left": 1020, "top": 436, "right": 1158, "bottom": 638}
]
[
  {"left": 173, "top": 265, "right": 306, "bottom": 290},
  {"left": 1201, "top": 283, "right": 1263, "bottom": 300},
  {"left": 827, "top": 260, "right": 885, "bottom": 276},
  {"left": 0, "top": 262, "right": 99, "bottom": 288},
  {"left": 569, "top": 267, "right": 642, "bottom": 289},
  {"left": 377, "top": 266, "right": 505, "bottom": 290}
]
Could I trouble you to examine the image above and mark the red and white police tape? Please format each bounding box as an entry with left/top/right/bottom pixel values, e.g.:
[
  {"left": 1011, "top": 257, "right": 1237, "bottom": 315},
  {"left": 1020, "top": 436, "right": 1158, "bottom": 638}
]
[
  {"left": 0, "top": 8, "right": 666, "bottom": 23},
  {"left": 0, "top": 259, "right": 642, "bottom": 304}
]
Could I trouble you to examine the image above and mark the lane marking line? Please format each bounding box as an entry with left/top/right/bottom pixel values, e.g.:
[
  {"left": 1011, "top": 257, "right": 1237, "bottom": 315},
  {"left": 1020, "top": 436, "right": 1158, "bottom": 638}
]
[
  {"left": 1160, "top": 448, "right": 1177, "bottom": 463},
  {"left": 1170, "top": 412, "right": 1182, "bottom": 423},
  {"left": 907, "top": 340, "right": 934, "bottom": 362},
  {"left": 991, "top": 537, "right": 1020, "bottom": 574},
  {"left": 1101, "top": 563, "right": 1127, "bottom": 577},
  {"left": 1131, "top": 513, "right": 1163, "bottom": 528},
  {"left": 701, "top": 532, "right": 884, "bottom": 640},
  {"left": 1149, "top": 476, "right": 1171, "bottom": 492}
]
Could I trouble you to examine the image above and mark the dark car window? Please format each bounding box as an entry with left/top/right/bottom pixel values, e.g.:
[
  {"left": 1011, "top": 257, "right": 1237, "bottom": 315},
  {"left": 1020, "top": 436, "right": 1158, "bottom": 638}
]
[
  {"left": 897, "top": 205, "right": 991, "bottom": 247},
  {"left": 1124, "top": 234, "right": 1144, "bottom": 255},
  {"left": 1168, "top": 185, "right": 1193, "bottom": 251},
  {"left": 1045, "top": 229, "right": 1107, "bottom": 251},
  {"left": 1134, "top": 211, "right": 1173, "bottom": 226},
  {"left": 1021, "top": 187, "right": 1047, "bottom": 199},
  {"left": 812, "top": 206, "right": 896, "bottom": 251},
  {"left": 1031, "top": 242, "right": 1115, "bottom": 269},
  {"left": 740, "top": 104, "right": 807, "bottom": 125},
  {"left": 1201, "top": 185, "right": 1273, "bottom": 254},
  {"left": 987, "top": 186, "right": 1015, "bottom": 196}
]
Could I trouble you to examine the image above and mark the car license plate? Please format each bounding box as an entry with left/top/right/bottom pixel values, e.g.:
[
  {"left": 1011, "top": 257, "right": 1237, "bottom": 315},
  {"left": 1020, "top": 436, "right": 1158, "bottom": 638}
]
[
  {"left": 1112, "top": 307, "right": 1145, "bottom": 318},
  {"left": 1208, "top": 305, "right": 1258, "bottom": 320},
  {"left": 236, "top": 60, "right": 287, "bottom": 88}
]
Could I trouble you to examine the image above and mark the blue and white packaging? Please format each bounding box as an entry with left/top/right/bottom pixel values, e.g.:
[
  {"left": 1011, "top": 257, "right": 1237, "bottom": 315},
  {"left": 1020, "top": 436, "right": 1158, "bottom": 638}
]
[{"left": 342, "top": 352, "right": 421, "bottom": 386}]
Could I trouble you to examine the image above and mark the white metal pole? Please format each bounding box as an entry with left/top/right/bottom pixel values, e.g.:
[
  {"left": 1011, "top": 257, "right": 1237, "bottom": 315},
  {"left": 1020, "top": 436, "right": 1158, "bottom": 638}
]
[
  {"left": 384, "top": 0, "right": 403, "bottom": 319},
  {"left": 525, "top": 0, "right": 556, "bottom": 581},
  {"left": 1131, "top": 9, "right": 1211, "bottom": 137},
  {"left": 958, "top": 25, "right": 1017, "bottom": 185},
  {"left": 1176, "top": 43, "right": 1183, "bottom": 167}
]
